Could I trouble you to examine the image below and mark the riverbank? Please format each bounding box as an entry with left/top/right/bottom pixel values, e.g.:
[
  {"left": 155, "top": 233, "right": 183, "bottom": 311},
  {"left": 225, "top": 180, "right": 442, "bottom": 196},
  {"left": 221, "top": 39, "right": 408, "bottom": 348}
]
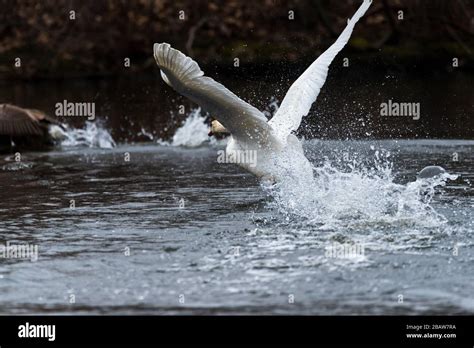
[{"left": 1, "top": 0, "right": 472, "bottom": 80}]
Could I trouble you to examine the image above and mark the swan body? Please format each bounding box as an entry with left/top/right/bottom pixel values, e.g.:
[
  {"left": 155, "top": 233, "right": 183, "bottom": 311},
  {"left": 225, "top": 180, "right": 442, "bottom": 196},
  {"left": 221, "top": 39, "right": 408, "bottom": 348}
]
[{"left": 154, "top": 0, "right": 372, "bottom": 183}]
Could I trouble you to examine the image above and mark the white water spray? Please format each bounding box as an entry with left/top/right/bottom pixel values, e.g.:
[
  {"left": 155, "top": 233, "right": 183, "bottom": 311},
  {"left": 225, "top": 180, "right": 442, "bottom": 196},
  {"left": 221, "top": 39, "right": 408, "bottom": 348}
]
[
  {"left": 158, "top": 108, "right": 220, "bottom": 148},
  {"left": 265, "top": 146, "right": 457, "bottom": 228},
  {"left": 60, "top": 122, "right": 116, "bottom": 149}
]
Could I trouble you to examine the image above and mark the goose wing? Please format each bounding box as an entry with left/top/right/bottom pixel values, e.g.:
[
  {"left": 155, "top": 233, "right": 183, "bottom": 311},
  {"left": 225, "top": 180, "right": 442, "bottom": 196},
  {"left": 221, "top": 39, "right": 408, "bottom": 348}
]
[
  {"left": 0, "top": 104, "right": 48, "bottom": 136},
  {"left": 154, "top": 43, "right": 273, "bottom": 145},
  {"left": 269, "top": 0, "right": 372, "bottom": 141}
]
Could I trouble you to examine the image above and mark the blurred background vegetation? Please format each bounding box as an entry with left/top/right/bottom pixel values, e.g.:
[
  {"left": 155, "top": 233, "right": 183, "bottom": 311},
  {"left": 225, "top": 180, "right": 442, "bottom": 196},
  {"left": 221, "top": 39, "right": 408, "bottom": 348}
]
[
  {"left": 0, "top": 0, "right": 472, "bottom": 140},
  {"left": 1, "top": 0, "right": 473, "bottom": 79}
]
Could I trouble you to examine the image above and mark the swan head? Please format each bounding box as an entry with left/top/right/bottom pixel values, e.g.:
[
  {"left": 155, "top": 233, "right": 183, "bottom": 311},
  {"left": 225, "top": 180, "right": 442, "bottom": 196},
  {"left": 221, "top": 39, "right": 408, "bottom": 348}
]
[{"left": 208, "top": 119, "right": 229, "bottom": 137}]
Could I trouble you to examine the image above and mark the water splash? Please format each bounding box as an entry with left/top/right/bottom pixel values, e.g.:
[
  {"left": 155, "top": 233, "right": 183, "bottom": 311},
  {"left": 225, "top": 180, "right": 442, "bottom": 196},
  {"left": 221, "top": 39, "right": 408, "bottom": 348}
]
[
  {"left": 171, "top": 108, "right": 210, "bottom": 147},
  {"left": 60, "top": 122, "right": 116, "bottom": 149},
  {"left": 265, "top": 146, "right": 457, "bottom": 228},
  {"left": 158, "top": 108, "right": 219, "bottom": 148},
  {"left": 138, "top": 127, "right": 154, "bottom": 141}
]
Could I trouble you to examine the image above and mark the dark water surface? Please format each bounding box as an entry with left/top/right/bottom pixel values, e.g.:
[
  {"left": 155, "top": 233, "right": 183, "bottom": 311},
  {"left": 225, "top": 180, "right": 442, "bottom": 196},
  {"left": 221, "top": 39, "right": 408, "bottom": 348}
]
[
  {"left": 0, "top": 139, "right": 472, "bottom": 314},
  {"left": 0, "top": 70, "right": 473, "bottom": 314}
]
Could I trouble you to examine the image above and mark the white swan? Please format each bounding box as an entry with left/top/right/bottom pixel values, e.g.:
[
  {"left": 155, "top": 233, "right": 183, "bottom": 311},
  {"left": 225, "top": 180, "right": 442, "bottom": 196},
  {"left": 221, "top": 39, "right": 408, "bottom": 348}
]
[{"left": 154, "top": 0, "right": 372, "bottom": 183}]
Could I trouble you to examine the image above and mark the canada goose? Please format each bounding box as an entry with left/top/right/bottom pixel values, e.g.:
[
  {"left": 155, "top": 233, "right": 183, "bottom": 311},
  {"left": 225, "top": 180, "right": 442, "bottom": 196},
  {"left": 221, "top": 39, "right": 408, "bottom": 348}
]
[
  {"left": 0, "top": 104, "right": 66, "bottom": 152},
  {"left": 153, "top": 0, "right": 372, "bottom": 183}
]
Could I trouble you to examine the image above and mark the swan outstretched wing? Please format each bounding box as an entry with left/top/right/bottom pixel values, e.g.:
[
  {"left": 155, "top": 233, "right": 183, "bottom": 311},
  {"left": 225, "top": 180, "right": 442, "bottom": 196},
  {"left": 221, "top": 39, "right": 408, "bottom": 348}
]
[
  {"left": 269, "top": 0, "right": 372, "bottom": 141},
  {"left": 154, "top": 43, "right": 272, "bottom": 144}
]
